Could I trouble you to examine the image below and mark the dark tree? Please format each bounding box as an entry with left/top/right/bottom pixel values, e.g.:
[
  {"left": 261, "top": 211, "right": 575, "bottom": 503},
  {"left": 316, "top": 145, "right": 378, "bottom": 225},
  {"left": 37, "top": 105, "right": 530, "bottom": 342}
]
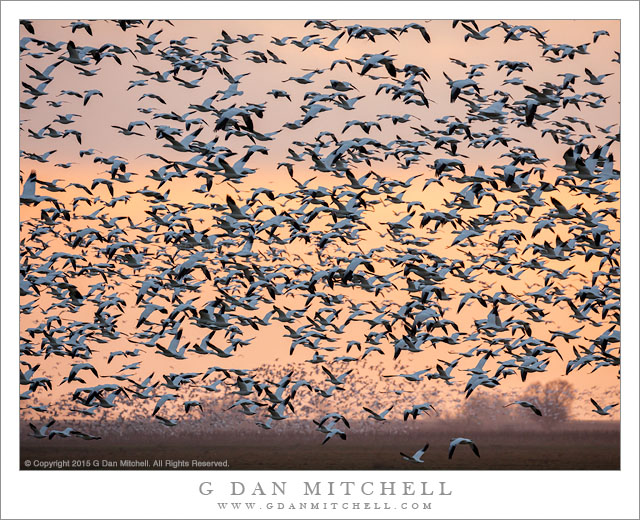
[{"left": 521, "top": 379, "right": 576, "bottom": 421}]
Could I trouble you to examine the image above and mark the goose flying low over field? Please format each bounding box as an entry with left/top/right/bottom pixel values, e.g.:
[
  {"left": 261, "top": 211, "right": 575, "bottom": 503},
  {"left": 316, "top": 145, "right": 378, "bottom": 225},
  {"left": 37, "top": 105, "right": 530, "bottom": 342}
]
[
  {"left": 590, "top": 398, "right": 618, "bottom": 416},
  {"left": 504, "top": 400, "right": 543, "bottom": 416},
  {"left": 400, "top": 442, "right": 429, "bottom": 463},
  {"left": 449, "top": 438, "right": 480, "bottom": 459}
]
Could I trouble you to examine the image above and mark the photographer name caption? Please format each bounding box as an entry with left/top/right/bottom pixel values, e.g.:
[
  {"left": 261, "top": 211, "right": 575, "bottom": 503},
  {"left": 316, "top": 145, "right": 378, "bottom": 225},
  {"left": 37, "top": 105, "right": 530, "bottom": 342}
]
[
  {"left": 199, "top": 480, "right": 452, "bottom": 510},
  {"left": 23, "top": 458, "right": 228, "bottom": 469}
]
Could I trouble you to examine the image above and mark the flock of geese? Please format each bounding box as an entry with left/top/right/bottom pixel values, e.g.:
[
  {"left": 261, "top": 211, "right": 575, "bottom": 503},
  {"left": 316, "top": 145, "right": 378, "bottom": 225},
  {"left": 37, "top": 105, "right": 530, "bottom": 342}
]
[{"left": 19, "top": 18, "right": 620, "bottom": 463}]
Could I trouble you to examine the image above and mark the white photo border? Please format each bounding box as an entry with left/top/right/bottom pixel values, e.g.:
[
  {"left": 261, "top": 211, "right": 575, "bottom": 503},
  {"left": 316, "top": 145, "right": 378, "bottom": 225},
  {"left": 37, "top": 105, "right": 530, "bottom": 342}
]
[{"left": 2, "top": 2, "right": 638, "bottom": 519}]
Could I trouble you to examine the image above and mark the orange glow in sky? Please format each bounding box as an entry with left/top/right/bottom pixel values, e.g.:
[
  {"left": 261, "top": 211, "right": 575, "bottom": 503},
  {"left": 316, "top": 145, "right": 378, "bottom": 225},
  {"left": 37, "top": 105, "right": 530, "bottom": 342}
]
[{"left": 19, "top": 18, "right": 620, "bottom": 429}]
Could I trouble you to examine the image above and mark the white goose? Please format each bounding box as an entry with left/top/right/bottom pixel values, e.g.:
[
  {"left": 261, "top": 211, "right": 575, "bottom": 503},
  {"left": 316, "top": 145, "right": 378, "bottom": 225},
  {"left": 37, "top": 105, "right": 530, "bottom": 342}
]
[
  {"left": 590, "top": 398, "right": 618, "bottom": 416},
  {"left": 400, "top": 443, "right": 429, "bottom": 463},
  {"left": 448, "top": 438, "right": 480, "bottom": 459},
  {"left": 504, "top": 400, "right": 542, "bottom": 416},
  {"left": 363, "top": 405, "right": 393, "bottom": 421}
]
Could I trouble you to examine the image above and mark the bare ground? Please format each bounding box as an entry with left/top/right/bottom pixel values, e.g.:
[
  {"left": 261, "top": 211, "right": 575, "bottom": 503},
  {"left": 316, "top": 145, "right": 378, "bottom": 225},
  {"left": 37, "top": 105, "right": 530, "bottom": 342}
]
[{"left": 20, "top": 419, "right": 619, "bottom": 470}]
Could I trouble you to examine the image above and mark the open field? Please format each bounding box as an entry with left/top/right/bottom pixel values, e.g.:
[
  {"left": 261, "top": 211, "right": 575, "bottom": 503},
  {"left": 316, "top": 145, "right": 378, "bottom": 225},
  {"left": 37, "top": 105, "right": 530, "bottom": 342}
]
[{"left": 20, "top": 420, "right": 619, "bottom": 470}]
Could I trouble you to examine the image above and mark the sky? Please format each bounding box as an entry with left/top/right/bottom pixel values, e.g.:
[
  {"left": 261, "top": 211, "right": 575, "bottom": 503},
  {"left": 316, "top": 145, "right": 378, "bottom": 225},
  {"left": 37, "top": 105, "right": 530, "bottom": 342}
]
[{"left": 17, "top": 17, "right": 622, "bottom": 429}]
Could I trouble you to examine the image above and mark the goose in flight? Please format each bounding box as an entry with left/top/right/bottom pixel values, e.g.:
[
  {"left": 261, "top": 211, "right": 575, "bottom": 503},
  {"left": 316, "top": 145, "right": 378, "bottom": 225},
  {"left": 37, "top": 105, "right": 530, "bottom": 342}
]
[
  {"left": 267, "top": 89, "right": 291, "bottom": 101},
  {"left": 495, "top": 59, "right": 533, "bottom": 75},
  {"left": 53, "top": 113, "right": 81, "bottom": 125},
  {"left": 201, "top": 379, "right": 225, "bottom": 392},
  {"left": 403, "top": 402, "right": 438, "bottom": 420},
  {"left": 301, "top": 102, "right": 333, "bottom": 125},
  {"left": 397, "top": 22, "right": 431, "bottom": 43},
  {"left": 27, "top": 125, "right": 52, "bottom": 140},
  {"left": 449, "top": 57, "right": 467, "bottom": 68},
  {"left": 317, "top": 412, "right": 350, "bottom": 429},
  {"left": 448, "top": 437, "right": 480, "bottom": 459},
  {"left": 315, "top": 385, "right": 343, "bottom": 398},
  {"left": 593, "top": 30, "right": 610, "bottom": 43},
  {"left": 502, "top": 24, "right": 546, "bottom": 43},
  {"left": 139, "top": 92, "right": 166, "bottom": 104},
  {"left": 71, "top": 405, "right": 98, "bottom": 416},
  {"left": 155, "top": 415, "right": 178, "bottom": 427},
  {"left": 504, "top": 400, "right": 542, "bottom": 416},
  {"left": 584, "top": 68, "right": 613, "bottom": 85},
  {"left": 442, "top": 72, "right": 481, "bottom": 102},
  {"left": 227, "top": 397, "right": 266, "bottom": 416},
  {"left": 359, "top": 51, "right": 397, "bottom": 77},
  {"left": 319, "top": 30, "right": 345, "bottom": 51},
  {"left": 136, "top": 29, "right": 163, "bottom": 47},
  {"left": 428, "top": 362, "right": 457, "bottom": 385},
  {"left": 83, "top": 89, "right": 103, "bottom": 105},
  {"left": 291, "top": 33, "right": 324, "bottom": 51},
  {"left": 283, "top": 69, "right": 323, "bottom": 84},
  {"left": 400, "top": 443, "right": 429, "bottom": 463},
  {"left": 29, "top": 419, "right": 56, "bottom": 439},
  {"left": 363, "top": 405, "right": 393, "bottom": 421},
  {"left": 25, "top": 61, "right": 62, "bottom": 82},
  {"left": 65, "top": 362, "right": 98, "bottom": 383},
  {"left": 305, "top": 19, "right": 341, "bottom": 31},
  {"left": 63, "top": 21, "right": 93, "bottom": 35},
  {"left": 462, "top": 22, "right": 499, "bottom": 41},
  {"left": 270, "top": 35, "right": 294, "bottom": 46},
  {"left": 383, "top": 369, "right": 430, "bottom": 382},
  {"left": 20, "top": 19, "right": 35, "bottom": 34},
  {"left": 266, "top": 400, "right": 291, "bottom": 421},
  {"left": 170, "top": 35, "right": 197, "bottom": 46},
  {"left": 255, "top": 417, "right": 274, "bottom": 430},
  {"left": 25, "top": 404, "right": 49, "bottom": 413},
  {"left": 49, "top": 427, "right": 101, "bottom": 440},
  {"left": 319, "top": 425, "right": 347, "bottom": 445},
  {"left": 136, "top": 302, "right": 168, "bottom": 327},
  {"left": 22, "top": 81, "right": 49, "bottom": 98},
  {"left": 549, "top": 197, "right": 581, "bottom": 220},
  {"left": 22, "top": 149, "right": 57, "bottom": 163},
  {"left": 590, "top": 398, "right": 618, "bottom": 416},
  {"left": 152, "top": 394, "right": 177, "bottom": 416},
  {"left": 20, "top": 170, "right": 47, "bottom": 205},
  {"left": 111, "top": 124, "right": 145, "bottom": 136},
  {"left": 60, "top": 40, "right": 91, "bottom": 66},
  {"left": 549, "top": 326, "right": 584, "bottom": 342},
  {"left": 321, "top": 366, "right": 352, "bottom": 386},
  {"left": 345, "top": 24, "right": 399, "bottom": 43},
  {"left": 73, "top": 65, "right": 102, "bottom": 78},
  {"left": 184, "top": 400, "right": 203, "bottom": 413}
]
